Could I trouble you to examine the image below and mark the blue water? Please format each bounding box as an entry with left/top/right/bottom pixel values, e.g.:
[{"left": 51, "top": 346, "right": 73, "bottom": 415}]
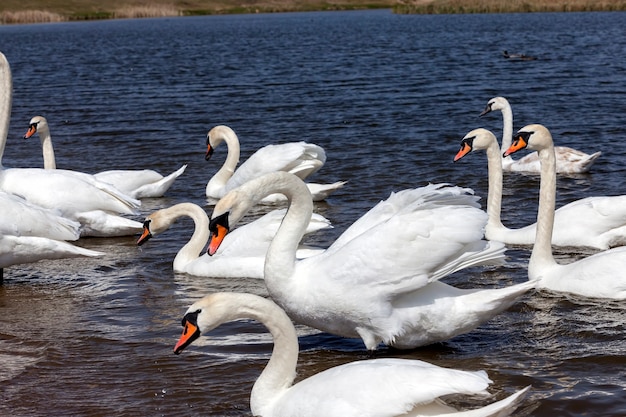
[{"left": 0, "top": 10, "right": 625, "bottom": 416}]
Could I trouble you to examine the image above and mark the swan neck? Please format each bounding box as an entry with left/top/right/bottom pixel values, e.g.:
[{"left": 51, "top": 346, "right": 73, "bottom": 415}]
[
  {"left": 499, "top": 103, "right": 514, "bottom": 165},
  {"left": 207, "top": 130, "right": 240, "bottom": 193},
  {"left": 238, "top": 295, "right": 298, "bottom": 415},
  {"left": 531, "top": 146, "right": 557, "bottom": 269},
  {"left": 485, "top": 140, "right": 504, "bottom": 228},
  {"left": 263, "top": 175, "right": 313, "bottom": 297},
  {"left": 38, "top": 125, "right": 57, "bottom": 169},
  {"left": 0, "top": 54, "right": 12, "bottom": 165},
  {"left": 168, "top": 203, "right": 210, "bottom": 270}
]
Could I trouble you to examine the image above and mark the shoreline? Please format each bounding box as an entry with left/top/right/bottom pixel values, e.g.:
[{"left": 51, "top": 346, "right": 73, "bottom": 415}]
[{"left": 1, "top": 1, "right": 625, "bottom": 24}]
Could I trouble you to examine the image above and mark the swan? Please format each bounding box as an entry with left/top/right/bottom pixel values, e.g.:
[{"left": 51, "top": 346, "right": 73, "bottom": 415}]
[
  {"left": 137, "top": 203, "right": 331, "bottom": 278},
  {"left": 0, "top": 191, "right": 104, "bottom": 280},
  {"left": 173, "top": 292, "right": 531, "bottom": 417},
  {"left": 479, "top": 96, "right": 601, "bottom": 174},
  {"left": 502, "top": 124, "right": 626, "bottom": 299},
  {"left": 0, "top": 52, "right": 142, "bottom": 237},
  {"left": 454, "top": 128, "right": 626, "bottom": 249},
  {"left": 205, "top": 125, "right": 346, "bottom": 203},
  {"left": 206, "top": 171, "right": 534, "bottom": 350},
  {"left": 24, "top": 115, "right": 187, "bottom": 199}
]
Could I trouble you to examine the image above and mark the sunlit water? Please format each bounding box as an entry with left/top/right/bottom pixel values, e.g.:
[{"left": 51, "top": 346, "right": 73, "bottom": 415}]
[{"left": 0, "top": 10, "right": 625, "bottom": 416}]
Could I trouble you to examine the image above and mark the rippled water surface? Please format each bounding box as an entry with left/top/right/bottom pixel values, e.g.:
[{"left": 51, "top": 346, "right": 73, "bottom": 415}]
[{"left": 0, "top": 10, "right": 625, "bottom": 416}]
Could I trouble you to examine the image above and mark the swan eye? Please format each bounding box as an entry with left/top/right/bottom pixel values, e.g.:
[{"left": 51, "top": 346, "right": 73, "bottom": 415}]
[
  {"left": 182, "top": 309, "right": 201, "bottom": 327},
  {"left": 209, "top": 212, "right": 230, "bottom": 236}
]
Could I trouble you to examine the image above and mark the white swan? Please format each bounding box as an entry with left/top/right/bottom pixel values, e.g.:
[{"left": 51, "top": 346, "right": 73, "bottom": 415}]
[
  {"left": 503, "top": 124, "right": 626, "bottom": 299},
  {"left": 0, "top": 52, "right": 142, "bottom": 237},
  {"left": 0, "top": 191, "right": 103, "bottom": 280},
  {"left": 173, "top": 292, "right": 531, "bottom": 417},
  {"left": 137, "top": 203, "right": 331, "bottom": 278},
  {"left": 454, "top": 128, "right": 626, "bottom": 249},
  {"left": 24, "top": 115, "right": 187, "bottom": 199},
  {"left": 480, "top": 96, "right": 601, "bottom": 174},
  {"left": 207, "top": 172, "right": 534, "bottom": 350},
  {"left": 205, "top": 125, "right": 346, "bottom": 203}
]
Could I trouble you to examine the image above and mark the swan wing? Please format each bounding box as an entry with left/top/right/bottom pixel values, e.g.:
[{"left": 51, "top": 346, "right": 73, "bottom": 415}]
[
  {"left": 0, "top": 191, "right": 80, "bottom": 241},
  {"left": 226, "top": 142, "right": 326, "bottom": 191},
  {"left": 0, "top": 168, "right": 140, "bottom": 216},
  {"left": 94, "top": 164, "right": 187, "bottom": 198},
  {"left": 274, "top": 358, "right": 498, "bottom": 417},
  {"left": 0, "top": 235, "right": 103, "bottom": 268},
  {"left": 302, "top": 184, "right": 501, "bottom": 293}
]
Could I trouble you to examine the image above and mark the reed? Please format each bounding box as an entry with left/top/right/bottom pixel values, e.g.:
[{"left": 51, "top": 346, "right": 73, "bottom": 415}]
[
  {"left": 114, "top": 4, "right": 182, "bottom": 19},
  {"left": 1, "top": 10, "right": 65, "bottom": 24},
  {"left": 395, "top": 0, "right": 626, "bottom": 14}
]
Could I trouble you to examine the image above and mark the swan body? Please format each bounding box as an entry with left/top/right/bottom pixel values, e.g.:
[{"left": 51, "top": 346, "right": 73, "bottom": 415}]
[
  {"left": 454, "top": 128, "right": 626, "bottom": 249},
  {"left": 205, "top": 125, "right": 346, "bottom": 203},
  {"left": 0, "top": 54, "right": 141, "bottom": 237},
  {"left": 174, "top": 292, "right": 531, "bottom": 417},
  {"left": 0, "top": 190, "right": 80, "bottom": 241},
  {"left": 480, "top": 96, "right": 600, "bottom": 174},
  {"left": 0, "top": 192, "right": 103, "bottom": 273},
  {"left": 24, "top": 115, "right": 187, "bottom": 199},
  {"left": 207, "top": 172, "right": 534, "bottom": 350},
  {"left": 137, "top": 202, "right": 331, "bottom": 278},
  {"left": 503, "top": 124, "right": 626, "bottom": 299}
]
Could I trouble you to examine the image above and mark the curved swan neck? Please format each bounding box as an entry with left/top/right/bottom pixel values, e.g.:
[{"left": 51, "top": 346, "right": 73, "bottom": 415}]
[
  {"left": 499, "top": 101, "right": 514, "bottom": 165},
  {"left": 234, "top": 294, "right": 299, "bottom": 415},
  {"left": 162, "top": 203, "right": 209, "bottom": 270},
  {"left": 263, "top": 174, "right": 313, "bottom": 294},
  {"left": 0, "top": 53, "right": 12, "bottom": 165},
  {"left": 206, "top": 127, "right": 241, "bottom": 194},
  {"left": 530, "top": 145, "right": 557, "bottom": 270},
  {"left": 485, "top": 139, "right": 504, "bottom": 228},
  {"left": 36, "top": 122, "right": 57, "bottom": 169}
]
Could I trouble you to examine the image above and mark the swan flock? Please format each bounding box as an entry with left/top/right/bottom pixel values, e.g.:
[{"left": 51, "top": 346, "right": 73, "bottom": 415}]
[{"left": 4, "top": 45, "right": 623, "bottom": 415}]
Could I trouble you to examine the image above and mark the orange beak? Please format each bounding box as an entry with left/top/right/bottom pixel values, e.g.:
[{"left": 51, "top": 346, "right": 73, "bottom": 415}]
[
  {"left": 207, "top": 223, "right": 228, "bottom": 256},
  {"left": 24, "top": 124, "right": 37, "bottom": 139},
  {"left": 454, "top": 142, "right": 472, "bottom": 162},
  {"left": 503, "top": 135, "right": 528, "bottom": 157},
  {"left": 174, "top": 320, "right": 200, "bottom": 354},
  {"left": 136, "top": 220, "right": 152, "bottom": 246}
]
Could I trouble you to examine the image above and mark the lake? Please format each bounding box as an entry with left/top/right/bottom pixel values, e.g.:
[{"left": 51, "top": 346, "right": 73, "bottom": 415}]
[{"left": 0, "top": 9, "right": 625, "bottom": 416}]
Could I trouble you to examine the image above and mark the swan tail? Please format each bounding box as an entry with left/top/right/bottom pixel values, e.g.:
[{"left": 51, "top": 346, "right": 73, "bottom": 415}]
[
  {"left": 430, "top": 240, "right": 507, "bottom": 282},
  {"left": 305, "top": 213, "right": 333, "bottom": 234},
  {"left": 133, "top": 164, "right": 187, "bottom": 198},
  {"left": 436, "top": 385, "right": 531, "bottom": 417},
  {"left": 75, "top": 211, "right": 143, "bottom": 237},
  {"left": 577, "top": 151, "right": 601, "bottom": 173},
  {"left": 0, "top": 236, "right": 104, "bottom": 268},
  {"left": 307, "top": 181, "right": 347, "bottom": 201}
]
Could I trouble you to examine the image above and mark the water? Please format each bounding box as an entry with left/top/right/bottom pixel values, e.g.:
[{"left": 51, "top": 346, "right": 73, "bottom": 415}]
[{"left": 1, "top": 9, "right": 625, "bottom": 416}]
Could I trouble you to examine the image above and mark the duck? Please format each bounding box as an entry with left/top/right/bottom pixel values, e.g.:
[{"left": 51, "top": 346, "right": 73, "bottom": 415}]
[
  {"left": 454, "top": 128, "right": 626, "bottom": 249},
  {"left": 502, "top": 124, "right": 626, "bottom": 299},
  {"left": 502, "top": 50, "right": 537, "bottom": 61},
  {"left": 0, "top": 191, "right": 103, "bottom": 281},
  {"left": 0, "top": 52, "right": 142, "bottom": 237},
  {"left": 174, "top": 292, "right": 531, "bottom": 417},
  {"left": 479, "top": 96, "right": 600, "bottom": 174},
  {"left": 206, "top": 171, "right": 534, "bottom": 350},
  {"left": 204, "top": 125, "right": 346, "bottom": 203},
  {"left": 24, "top": 115, "right": 187, "bottom": 199},
  {"left": 137, "top": 202, "right": 330, "bottom": 278}
]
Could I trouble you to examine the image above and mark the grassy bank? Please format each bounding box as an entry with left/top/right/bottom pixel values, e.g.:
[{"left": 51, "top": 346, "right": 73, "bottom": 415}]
[{"left": 1, "top": 0, "right": 625, "bottom": 24}]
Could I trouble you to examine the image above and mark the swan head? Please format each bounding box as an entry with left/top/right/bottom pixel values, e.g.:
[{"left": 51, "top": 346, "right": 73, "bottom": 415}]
[
  {"left": 479, "top": 96, "right": 509, "bottom": 116},
  {"left": 23, "top": 115, "right": 47, "bottom": 139},
  {"left": 205, "top": 125, "right": 237, "bottom": 161},
  {"left": 173, "top": 293, "right": 254, "bottom": 354},
  {"left": 503, "top": 124, "right": 552, "bottom": 157},
  {"left": 136, "top": 208, "right": 177, "bottom": 245},
  {"left": 454, "top": 128, "right": 496, "bottom": 161}
]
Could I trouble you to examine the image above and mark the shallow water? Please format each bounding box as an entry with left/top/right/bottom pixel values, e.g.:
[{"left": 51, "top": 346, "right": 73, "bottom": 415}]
[{"left": 0, "top": 10, "right": 625, "bottom": 416}]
